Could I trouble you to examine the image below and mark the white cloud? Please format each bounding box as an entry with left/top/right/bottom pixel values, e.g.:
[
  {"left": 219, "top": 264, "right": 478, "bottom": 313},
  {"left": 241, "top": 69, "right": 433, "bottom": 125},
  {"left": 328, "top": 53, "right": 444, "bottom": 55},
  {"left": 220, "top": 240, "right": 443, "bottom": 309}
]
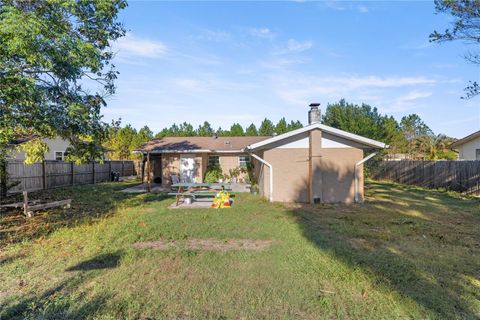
[
  {"left": 274, "top": 39, "right": 313, "bottom": 55},
  {"left": 357, "top": 5, "right": 369, "bottom": 13},
  {"left": 197, "top": 29, "right": 230, "bottom": 42},
  {"left": 398, "top": 90, "right": 432, "bottom": 101},
  {"left": 386, "top": 90, "right": 433, "bottom": 112},
  {"left": 286, "top": 39, "right": 313, "bottom": 52},
  {"left": 173, "top": 78, "right": 206, "bottom": 92},
  {"left": 324, "top": 1, "right": 370, "bottom": 13},
  {"left": 343, "top": 76, "right": 436, "bottom": 88},
  {"left": 114, "top": 33, "right": 167, "bottom": 59},
  {"left": 249, "top": 27, "right": 275, "bottom": 39},
  {"left": 268, "top": 73, "right": 438, "bottom": 108}
]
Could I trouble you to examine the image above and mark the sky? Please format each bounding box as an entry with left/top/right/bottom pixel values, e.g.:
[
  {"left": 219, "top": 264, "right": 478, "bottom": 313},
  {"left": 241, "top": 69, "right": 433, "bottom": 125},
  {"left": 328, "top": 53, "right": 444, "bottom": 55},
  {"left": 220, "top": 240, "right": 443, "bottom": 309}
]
[{"left": 102, "top": 0, "right": 480, "bottom": 139}]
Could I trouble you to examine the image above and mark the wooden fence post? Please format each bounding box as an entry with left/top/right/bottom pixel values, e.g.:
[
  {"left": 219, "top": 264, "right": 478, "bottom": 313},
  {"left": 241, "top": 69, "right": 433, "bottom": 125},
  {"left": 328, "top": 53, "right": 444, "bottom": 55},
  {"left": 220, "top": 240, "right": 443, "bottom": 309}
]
[
  {"left": 92, "top": 161, "right": 96, "bottom": 184},
  {"left": 42, "top": 160, "right": 47, "bottom": 190},
  {"left": 108, "top": 161, "right": 112, "bottom": 181},
  {"left": 122, "top": 161, "right": 125, "bottom": 176},
  {"left": 23, "top": 191, "right": 28, "bottom": 217},
  {"left": 71, "top": 161, "right": 75, "bottom": 186}
]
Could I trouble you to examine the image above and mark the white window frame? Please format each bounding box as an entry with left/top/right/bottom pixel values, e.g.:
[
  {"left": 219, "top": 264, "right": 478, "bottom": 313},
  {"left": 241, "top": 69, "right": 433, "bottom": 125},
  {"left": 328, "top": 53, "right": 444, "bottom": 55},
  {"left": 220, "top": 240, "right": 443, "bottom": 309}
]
[
  {"left": 54, "top": 151, "right": 64, "bottom": 161},
  {"left": 208, "top": 155, "right": 220, "bottom": 167},
  {"left": 239, "top": 155, "right": 251, "bottom": 168}
]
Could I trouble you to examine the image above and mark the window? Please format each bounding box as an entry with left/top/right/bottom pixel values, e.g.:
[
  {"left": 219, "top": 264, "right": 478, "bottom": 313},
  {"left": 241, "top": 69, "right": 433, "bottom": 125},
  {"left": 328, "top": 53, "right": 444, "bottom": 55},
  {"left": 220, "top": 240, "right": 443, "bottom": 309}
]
[
  {"left": 239, "top": 155, "right": 251, "bottom": 168},
  {"left": 208, "top": 155, "right": 220, "bottom": 167},
  {"left": 54, "top": 151, "right": 64, "bottom": 161},
  {"left": 476, "top": 149, "right": 480, "bottom": 160}
]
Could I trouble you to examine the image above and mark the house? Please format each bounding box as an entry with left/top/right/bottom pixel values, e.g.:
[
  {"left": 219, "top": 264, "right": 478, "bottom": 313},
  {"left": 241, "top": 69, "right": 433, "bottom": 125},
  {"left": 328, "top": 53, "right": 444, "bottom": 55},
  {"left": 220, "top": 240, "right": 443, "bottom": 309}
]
[
  {"left": 136, "top": 136, "right": 269, "bottom": 184},
  {"left": 8, "top": 136, "right": 72, "bottom": 161},
  {"left": 450, "top": 130, "right": 480, "bottom": 160},
  {"left": 136, "top": 104, "right": 386, "bottom": 204}
]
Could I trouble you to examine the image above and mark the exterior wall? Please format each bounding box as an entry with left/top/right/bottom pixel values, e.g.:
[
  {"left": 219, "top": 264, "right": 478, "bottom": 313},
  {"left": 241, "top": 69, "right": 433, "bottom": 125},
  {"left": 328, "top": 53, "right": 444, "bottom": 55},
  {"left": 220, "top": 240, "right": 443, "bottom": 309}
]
[
  {"left": 309, "top": 129, "right": 322, "bottom": 203},
  {"left": 194, "top": 154, "right": 203, "bottom": 182},
  {"left": 7, "top": 138, "right": 71, "bottom": 161},
  {"left": 161, "top": 154, "right": 180, "bottom": 185},
  {"left": 316, "top": 148, "right": 363, "bottom": 204},
  {"left": 258, "top": 131, "right": 365, "bottom": 204},
  {"left": 456, "top": 136, "right": 480, "bottom": 160},
  {"left": 159, "top": 152, "right": 251, "bottom": 185},
  {"left": 262, "top": 148, "right": 310, "bottom": 203},
  {"left": 218, "top": 153, "right": 250, "bottom": 182}
]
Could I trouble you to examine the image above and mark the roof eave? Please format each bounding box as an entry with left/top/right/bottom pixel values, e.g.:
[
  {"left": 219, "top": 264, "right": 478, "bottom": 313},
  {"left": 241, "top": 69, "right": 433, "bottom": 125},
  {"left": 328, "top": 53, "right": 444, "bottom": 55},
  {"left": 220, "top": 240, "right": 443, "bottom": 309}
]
[{"left": 247, "top": 123, "right": 387, "bottom": 150}]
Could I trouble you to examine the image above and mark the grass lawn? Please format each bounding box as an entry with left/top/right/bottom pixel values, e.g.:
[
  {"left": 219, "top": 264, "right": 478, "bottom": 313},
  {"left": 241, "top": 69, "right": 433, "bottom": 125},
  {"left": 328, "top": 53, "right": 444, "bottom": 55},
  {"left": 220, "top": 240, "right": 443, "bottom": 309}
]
[{"left": 0, "top": 180, "right": 479, "bottom": 319}]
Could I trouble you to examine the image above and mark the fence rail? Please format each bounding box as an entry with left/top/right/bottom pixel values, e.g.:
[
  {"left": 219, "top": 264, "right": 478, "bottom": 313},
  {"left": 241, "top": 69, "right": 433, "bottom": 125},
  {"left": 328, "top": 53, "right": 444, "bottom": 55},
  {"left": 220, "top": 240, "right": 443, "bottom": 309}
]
[
  {"left": 5, "top": 160, "right": 137, "bottom": 193},
  {"left": 372, "top": 160, "right": 480, "bottom": 195}
]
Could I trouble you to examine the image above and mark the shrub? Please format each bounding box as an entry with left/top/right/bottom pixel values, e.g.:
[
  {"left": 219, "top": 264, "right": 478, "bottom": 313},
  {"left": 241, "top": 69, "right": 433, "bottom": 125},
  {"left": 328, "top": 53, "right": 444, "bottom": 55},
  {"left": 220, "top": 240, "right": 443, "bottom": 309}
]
[{"left": 204, "top": 165, "right": 224, "bottom": 183}]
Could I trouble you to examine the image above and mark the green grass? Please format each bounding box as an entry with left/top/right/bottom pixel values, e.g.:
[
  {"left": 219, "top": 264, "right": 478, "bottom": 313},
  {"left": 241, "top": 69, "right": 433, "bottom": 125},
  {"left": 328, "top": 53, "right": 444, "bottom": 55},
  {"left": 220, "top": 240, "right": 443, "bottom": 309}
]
[{"left": 0, "top": 180, "right": 479, "bottom": 319}]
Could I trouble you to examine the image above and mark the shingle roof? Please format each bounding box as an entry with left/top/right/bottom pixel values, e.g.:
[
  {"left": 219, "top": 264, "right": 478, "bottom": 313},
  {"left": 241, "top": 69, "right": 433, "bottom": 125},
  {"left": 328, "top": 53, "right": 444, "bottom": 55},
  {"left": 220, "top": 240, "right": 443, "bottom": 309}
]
[
  {"left": 450, "top": 130, "right": 480, "bottom": 149},
  {"left": 136, "top": 136, "right": 271, "bottom": 153}
]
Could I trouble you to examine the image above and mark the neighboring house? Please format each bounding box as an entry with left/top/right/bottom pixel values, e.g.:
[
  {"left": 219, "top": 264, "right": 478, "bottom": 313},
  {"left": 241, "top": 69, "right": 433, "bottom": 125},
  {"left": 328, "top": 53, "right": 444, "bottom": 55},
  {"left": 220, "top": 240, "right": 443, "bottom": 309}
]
[
  {"left": 8, "top": 136, "right": 71, "bottom": 161},
  {"left": 450, "top": 130, "right": 480, "bottom": 160},
  {"left": 136, "top": 104, "right": 386, "bottom": 204}
]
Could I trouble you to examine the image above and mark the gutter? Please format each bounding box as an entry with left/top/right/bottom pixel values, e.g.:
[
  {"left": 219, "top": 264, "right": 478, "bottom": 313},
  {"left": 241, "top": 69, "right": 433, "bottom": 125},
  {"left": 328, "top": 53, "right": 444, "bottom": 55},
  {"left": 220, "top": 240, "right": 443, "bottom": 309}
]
[
  {"left": 245, "top": 149, "right": 273, "bottom": 202},
  {"left": 354, "top": 152, "right": 377, "bottom": 203}
]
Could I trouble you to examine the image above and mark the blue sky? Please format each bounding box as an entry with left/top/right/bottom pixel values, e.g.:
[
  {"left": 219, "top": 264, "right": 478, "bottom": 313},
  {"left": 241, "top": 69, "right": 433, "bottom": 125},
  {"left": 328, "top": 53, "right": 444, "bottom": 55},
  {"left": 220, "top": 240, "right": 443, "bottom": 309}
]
[{"left": 103, "top": 1, "right": 480, "bottom": 138}]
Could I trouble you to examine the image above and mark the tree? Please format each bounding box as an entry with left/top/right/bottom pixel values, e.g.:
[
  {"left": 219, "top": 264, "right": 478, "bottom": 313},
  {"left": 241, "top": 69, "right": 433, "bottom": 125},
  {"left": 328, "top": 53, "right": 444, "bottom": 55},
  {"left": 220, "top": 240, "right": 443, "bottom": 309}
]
[
  {"left": 414, "top": 134, "right": 457, "bottom": 160},
  {"left": 133, "top": 125, "right": 153, "bottom": 149},
  {"left": 430, "top": 0, "right": 480, "bottom": 98},
  {"left": 275, "top": 118, "right": 288, "bottom": 135},
  {"left": 400, "top": 114, "right": 433, "bottom": 158},
  {"left": 196, "top": 121, "right": 214, "bottom": 137},
  {"left": 322, "top": 99, "right": 391, "bottom": 142},
  {"left": 287, "top": 120, "right": 303, "bottom": 131},
  {"left": 383, "top": 116, "right": 408, "bottom": 158},
  {"left": 0, "top": 0, "right": 126, "bottom": 195},
  {"left": 106, "top": 125, "right": 137, "bottom": 160},
  {"left": 245, "top": 123, "right": 258, "bottom": 136},
  {"left": 229, "top": 123, "right": 244, "bottom": 136},
  {"left": 177, "top": 122, "right": 194, "bottom": 136},
  {"left": 258, "top": 119, "right": 275, "bottom": 136}
]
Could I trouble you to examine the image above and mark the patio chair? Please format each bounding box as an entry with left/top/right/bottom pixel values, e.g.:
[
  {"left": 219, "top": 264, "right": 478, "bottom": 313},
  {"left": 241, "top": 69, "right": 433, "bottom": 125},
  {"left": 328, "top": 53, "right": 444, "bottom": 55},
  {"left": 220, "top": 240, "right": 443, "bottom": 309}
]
[
  {"left": 171, "top": 175, "right": 179, "bottom": 184},
  {"left": 170, "top": 175, "right": 180, "bottom": 191}
]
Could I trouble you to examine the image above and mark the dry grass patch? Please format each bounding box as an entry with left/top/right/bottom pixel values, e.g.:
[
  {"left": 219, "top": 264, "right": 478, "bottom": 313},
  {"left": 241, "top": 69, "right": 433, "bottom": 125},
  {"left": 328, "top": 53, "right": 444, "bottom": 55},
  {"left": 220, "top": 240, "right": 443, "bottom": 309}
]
[{"left": 133, "top": 239, "right": 274, "bottom": 252}]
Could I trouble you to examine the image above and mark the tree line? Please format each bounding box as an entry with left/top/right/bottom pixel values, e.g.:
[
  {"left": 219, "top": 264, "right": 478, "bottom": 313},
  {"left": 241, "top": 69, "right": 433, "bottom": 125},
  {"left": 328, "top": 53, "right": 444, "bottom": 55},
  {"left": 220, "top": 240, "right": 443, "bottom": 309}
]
[
  {"left": 103, "top": 118, "right": 303, "bottom": 160},
  {"left": 106, "top": 99, "right": 457, "bottom": 161},
  {"left": 155, "top": 118, "right": 303, "bottom": 138}
]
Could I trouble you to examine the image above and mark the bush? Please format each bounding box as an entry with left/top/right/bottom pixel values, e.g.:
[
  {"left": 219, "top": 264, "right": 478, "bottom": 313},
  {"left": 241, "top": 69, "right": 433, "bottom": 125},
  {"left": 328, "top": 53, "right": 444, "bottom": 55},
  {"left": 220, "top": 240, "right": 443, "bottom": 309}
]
[{"left": 204, "top": 165, "right": 224, "bottom": 183}]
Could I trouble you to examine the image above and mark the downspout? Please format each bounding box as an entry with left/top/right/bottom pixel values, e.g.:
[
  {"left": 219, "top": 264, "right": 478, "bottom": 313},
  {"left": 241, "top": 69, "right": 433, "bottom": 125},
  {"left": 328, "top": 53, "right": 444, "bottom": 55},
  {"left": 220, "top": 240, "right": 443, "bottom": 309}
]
[
  {"left": 354, "top": 152, "right": 377, "bottom": 203},
  {"left": 248, "top": 152, "right": 273, "bottom": 202}
]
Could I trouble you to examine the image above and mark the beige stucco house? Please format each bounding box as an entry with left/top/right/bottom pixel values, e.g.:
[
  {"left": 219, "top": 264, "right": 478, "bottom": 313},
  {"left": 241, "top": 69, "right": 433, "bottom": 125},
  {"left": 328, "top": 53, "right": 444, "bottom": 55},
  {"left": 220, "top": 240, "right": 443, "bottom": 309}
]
[
  {"left": 8, "top": 137, "right": 71, "bottom": 161},
  {"left": 137, "top": 104, "right": 386, "bottom": 204},
  {"left": 137, "top": 136, "right": 268, "bottom": 185},
  {"left": 450, "top": 130, "right": 480, "bottom": 160}
]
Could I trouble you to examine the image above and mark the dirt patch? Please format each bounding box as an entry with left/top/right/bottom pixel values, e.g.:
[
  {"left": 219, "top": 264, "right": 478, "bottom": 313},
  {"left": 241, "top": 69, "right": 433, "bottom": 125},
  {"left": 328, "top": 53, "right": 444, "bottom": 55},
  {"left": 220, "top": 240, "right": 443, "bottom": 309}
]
[
  {"left": 348, "top": 238, "right": 376, "bottom": 250},
  {"left": 133, "top": 239, "right": 273, "bottom": 252}
]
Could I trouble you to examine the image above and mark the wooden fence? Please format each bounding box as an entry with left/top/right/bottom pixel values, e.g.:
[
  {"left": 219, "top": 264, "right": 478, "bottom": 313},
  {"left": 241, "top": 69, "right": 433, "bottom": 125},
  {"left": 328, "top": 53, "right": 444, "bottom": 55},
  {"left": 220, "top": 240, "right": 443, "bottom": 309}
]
[
  {"left": 371, "top": 160, "right": 480, "bottom": 195},
  {"left": 5, "top": 160, "right": 137, "bottom": 193}
]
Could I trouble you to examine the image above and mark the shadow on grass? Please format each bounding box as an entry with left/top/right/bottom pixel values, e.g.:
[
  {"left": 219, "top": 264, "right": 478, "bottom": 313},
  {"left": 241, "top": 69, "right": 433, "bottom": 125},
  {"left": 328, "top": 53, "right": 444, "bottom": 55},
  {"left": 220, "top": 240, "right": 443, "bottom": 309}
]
[
  {"left": 0, "top": 251, "right": 121, "bottom": 320},
  {"left": 0, "top": 181, "right": 171, "bottom": 248},
  {"left": 66, "top": 251, "right": 123, "bottom": 271},
  {"left": 290, "top": 180, "right": 480, "bottom": 319}
]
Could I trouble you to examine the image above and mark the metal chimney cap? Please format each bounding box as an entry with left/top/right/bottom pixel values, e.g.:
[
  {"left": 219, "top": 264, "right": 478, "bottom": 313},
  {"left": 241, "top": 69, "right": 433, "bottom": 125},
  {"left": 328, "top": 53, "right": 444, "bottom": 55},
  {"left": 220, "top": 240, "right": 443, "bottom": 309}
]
[{"left": 309, "top": 103, "right": 320, "bottom": 107}]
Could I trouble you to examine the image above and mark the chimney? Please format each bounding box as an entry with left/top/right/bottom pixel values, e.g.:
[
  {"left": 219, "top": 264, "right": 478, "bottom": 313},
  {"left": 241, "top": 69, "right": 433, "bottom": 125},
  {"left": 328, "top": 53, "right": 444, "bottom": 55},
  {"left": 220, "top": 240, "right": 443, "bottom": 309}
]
[{"left": 308, "top": 103, "right": 321, "bottom": 125}]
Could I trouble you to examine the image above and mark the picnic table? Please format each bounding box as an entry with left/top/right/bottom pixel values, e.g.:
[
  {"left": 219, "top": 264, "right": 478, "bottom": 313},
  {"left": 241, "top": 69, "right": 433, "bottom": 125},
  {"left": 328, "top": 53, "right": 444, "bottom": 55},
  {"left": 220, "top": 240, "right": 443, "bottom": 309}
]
[{"left": 169, "top": 183, "right": 233, "bottom": 206}]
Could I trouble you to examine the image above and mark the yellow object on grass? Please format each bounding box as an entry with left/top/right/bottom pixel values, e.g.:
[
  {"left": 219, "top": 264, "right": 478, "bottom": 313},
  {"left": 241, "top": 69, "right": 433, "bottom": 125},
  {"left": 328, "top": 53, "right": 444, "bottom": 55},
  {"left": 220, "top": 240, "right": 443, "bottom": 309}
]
[{"left": 211, "top": 190, "right": 232, "bottom": 209}]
